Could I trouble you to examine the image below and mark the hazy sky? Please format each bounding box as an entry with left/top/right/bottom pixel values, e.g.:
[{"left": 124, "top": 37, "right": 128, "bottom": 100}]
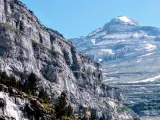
[{"left": 20, "top": 0, "right": 160, "bottom": 38}]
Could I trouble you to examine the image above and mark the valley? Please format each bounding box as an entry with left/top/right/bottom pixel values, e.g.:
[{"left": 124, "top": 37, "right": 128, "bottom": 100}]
[{"left": 103, "top": 51, "right": 160, "bottom": 118}]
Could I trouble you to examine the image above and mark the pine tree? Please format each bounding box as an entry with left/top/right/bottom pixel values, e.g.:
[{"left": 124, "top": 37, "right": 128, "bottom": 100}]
[
  {"left": 38, "top": 88, "right": 51, "bottom": 103},
  {"left": 82, "top": 107, "right": 88, "bottom": 120},
  {"left": 24, "top": 73, "right": 38, "bottom": 96},
  {"left": 90, "top": 109, "right": 97, "bottom": 120},
  {"left": 55, "top": 91, "right": 68, "bottom": 119},
  {"left": 8, "top": 75, "right": 18, "bottom": 88},
  {"left": 66, "top": 104, "right": 73, "bottom": 117},
  {"left": 0, "top": 71, "right": 8, "bottom": 85},
  {"left": 63, "top": 50, "right": 71, "bottom": 65}
]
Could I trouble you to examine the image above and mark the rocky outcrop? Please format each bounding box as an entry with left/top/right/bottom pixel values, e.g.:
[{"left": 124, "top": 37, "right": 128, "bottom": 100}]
[
  {"left": 0, "top": 84, "right": 55, "bottom": 120},
  {"left": 0, "top": 0, "right": 139, "bottom": 119}
]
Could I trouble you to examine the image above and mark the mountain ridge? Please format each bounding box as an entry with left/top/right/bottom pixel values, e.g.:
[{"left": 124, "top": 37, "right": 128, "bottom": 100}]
[{"left": 71, "top": 16, "right": 160, "bottom": 63}]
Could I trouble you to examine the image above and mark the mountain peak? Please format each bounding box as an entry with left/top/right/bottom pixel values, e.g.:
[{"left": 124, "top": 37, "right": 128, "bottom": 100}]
[
  {"left": 110, "top": 16, "right": 139, "bottom": 26},
  {"left": 117, "top": 16, "right": 133, "bottom": 23}
]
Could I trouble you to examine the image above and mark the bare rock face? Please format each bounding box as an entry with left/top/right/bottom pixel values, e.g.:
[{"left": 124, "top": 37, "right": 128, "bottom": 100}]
[
  {"left": 0, "top": 0, "right": 139, "bottom": 119},
  {"left": 0, "top": 84, "right": 56, "bottom": 120}
]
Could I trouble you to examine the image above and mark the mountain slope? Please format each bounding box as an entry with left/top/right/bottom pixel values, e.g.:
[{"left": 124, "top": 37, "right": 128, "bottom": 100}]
[
  {"left": 0, "top": 1, "right": 139, "bottom": 120},
  {"left": 71, "top": 16, "right": 160, "bottom": 118}
]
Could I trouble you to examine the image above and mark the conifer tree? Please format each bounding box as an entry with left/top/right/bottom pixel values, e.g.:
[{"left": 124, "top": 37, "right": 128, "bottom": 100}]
[
  {"left": 66, "top": 104, "right": 73, "bottom": 117},
  {"left": 90, "top": 109, "right": 97, "bottom": 120},
  {"left": 24, "top": 73, "right": 38, "bottom": 96},
  {"left": 55, "top": 91, "right": 68, "bottom": 119},
  {"left": 38, "top": 88, "right": 51, "bottom": 103}
]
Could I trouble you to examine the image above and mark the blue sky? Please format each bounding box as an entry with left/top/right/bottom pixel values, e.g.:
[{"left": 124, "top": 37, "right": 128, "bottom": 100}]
[{"left": 20, "top": 0, "right": 160, "bottom": 38}]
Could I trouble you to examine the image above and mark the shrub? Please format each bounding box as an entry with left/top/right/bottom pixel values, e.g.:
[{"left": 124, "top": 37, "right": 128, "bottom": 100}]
[
  {"left": 55, "top": 91, "right": 68, "bottom": 118},
  {"left": 117, "top": 106, "right": 130, "bottom": 113},
  {"left": 8, "top": 75, "right": 18, "bottom": 88},
  {"left": 90, "top": 109, "right": 97, "bottom": 120},
  {"left": 0, "top": 22, "right": 23, "bottom": 33},
  {"left": 82, "top": 107, "right": 88, "bottom": 120},
  {"left": 0, "top": 71, "right": 22, "bottom": 89},
  {"left": 54, "top": 91, "right": 74, "bottom": 119},
  {"left": 0, "top": 71, "right": 8, "bottom": 85},
  {"left": 24, "top": 73, "right": 38, "bottom": 96},
  {"left": 38, "top": 88, "right": 51, "bottom": 103},
  {"left": 42, "top": 103, "right": 53, "bottom": 112},
  {"left": 32, "top": 39, "right": 58, "bottom": 57},
  {"left": 63, "top": 50, "right": 71, "bottom": 65},
  {"left": 66, "top": 104, "right": 74, "bottom": 117}
]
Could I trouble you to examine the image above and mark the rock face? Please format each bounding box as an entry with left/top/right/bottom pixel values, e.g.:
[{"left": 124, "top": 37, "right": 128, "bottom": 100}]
[
  {"left": 0, "top": 84, "right": 56, "bottom": 120},
  {"left": 0, "top": 0, "right": 139, "bottom": 119}
]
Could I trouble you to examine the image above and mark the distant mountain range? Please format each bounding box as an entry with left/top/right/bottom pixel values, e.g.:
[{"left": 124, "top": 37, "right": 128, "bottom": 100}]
[
  {"left": 71, "top": 16, "right": 160, "bottom": 118},
  {"left": 71, "top": 16, "right": 160, "bottom": 63}
]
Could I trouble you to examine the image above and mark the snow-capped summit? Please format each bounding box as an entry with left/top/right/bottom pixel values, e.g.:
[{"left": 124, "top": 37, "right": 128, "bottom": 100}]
[
  {"left": 117, "top": 16, "right": 138, "bottom": 25},
  {"left": 86, "top": 16, "right": 139, "bottom": 37},
  {"left": 109, "top": 16, "right": 139, "bottom": 26},
  {"left": 117, "top": 16, "right": 132, "bottom": 22}
]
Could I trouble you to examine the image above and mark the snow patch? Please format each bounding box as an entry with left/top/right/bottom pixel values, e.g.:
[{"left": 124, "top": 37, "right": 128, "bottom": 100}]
[
  {"left": 134, "top": 32, "right": 148, "bottom": 38},
  {"left": 103, "top": 33, "right": 133, "bottom": 39},
  {"left": 107, "top": 100, "right": 116, "bottom": 108},
  {"left": 116, "top": 40, "right": 126, "bottom": 43},
  {"left": 137, "top": 58, "right": 142, "bottom": 63},
  {"left": 140, "top": 53, "right": 154, "bottom": 57},
  {"left": 91, "top": 39, "right": 96, "bottom": 45},
  {"left": 145, "top": 44, "right": 156, "bottom": 51},
  {"left": 98, "top": 58, "right": 102, "bottom": 62},
  {"left": 88, "top": 28, "right": 102, "bottom": 36},
  {"left": 117, "top": 16, "right": 137, "bottom": 25},
  {"left": 128, "top": 75, "right": 160, "bottom": 83},
  {"left": 101, "top": 49, "right": 115, "bottom": 55}
]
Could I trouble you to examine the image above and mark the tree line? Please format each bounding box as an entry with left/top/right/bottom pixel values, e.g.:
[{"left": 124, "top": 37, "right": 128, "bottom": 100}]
[{"left": 0, "top": 71, "right": 103, "bottom": 120}]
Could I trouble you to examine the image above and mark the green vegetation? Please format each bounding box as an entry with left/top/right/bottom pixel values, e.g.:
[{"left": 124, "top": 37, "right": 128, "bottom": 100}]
[
  {"left": 31, "top": 39, "right": 45, "bottom": 49},
  {"left": 24, "top": 72, "right": 38, "bottom": 96},
  {"left": 55, "top": 91, "right": 77, "bottom": 120},
  {"left": 90, "top": 109, "right": 97, "bottom": 120},
  {"left": 0, "top": 71, "right": 40, "bottom": 97},
  {"left": 117, "top": 106, "right": 130, "bottom": 113},
  {"left": 0, "top": 71, "right": 22, "bottom": 90},
  {"left": 63, "top": 50, "right": 71, "bottom": 65},
  {"left": 48, "top": 48, "right": 58, "bottom": 56},
  {"left": 0, "top": 71, "right": 56, "bottom": 117},
  {"left": 0, "top": 71, "right": 102, "bottom": 119},
  {"left": 38, "top": 88, "right": 51, "bottom": 103},
  {"left": 73, "top": 71, "right": 87, "bottom": 79},
  {"left": 95, "top": 62, "right": 101, "bottom": 68},
  {"left": 0, "top": 71, "right": 49, "bottom": 104},
  {"left": 0, "top": 22, "right": 23, "bottom": 34},
  {"left": 31, "top": 39, "right": 58, "bottom": 56},
  {"left": 55, "top": 91, "right": 68, "bottom": 118},
  {"left": 42, "top": 103, "right": 53, "bottom": 112},
  {"left": 82, "top": 107, "right": 88, "bottom": 120}
]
